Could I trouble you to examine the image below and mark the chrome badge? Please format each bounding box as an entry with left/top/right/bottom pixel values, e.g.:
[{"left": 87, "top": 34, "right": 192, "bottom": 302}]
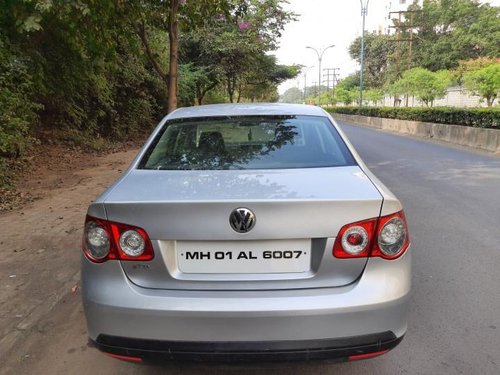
[{"left": 229, "top": 208, "right": 256, "bottom": 233}]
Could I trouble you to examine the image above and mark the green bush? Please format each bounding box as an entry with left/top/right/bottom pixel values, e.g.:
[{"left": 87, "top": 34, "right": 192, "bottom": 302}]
[
  {"left": 326, "top": 107, "right": 499, "bottom": 129},
  {"left": 0, "top": 37, "right": 41, "bottom": 187},
  {"left": 0, "top": 38, "right": 39, "bottom": 157}
]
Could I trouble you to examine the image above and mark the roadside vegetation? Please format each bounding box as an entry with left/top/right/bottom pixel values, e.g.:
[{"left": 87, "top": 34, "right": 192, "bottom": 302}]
[
  {"left": 325, "top": 107, "right": 499, "bottom": 129},
  {"left": 282, "top": 0, "right": 499, "bottom": 112},
  {"left": 0, "top": 0, "right": 298, "bottom": 189}
]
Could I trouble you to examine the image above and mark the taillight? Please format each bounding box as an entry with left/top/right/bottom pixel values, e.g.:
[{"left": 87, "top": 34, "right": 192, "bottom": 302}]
[
  {"left": 333, "top": 210, "right": 409, "bottom": 260},
  {"left": 333, "top": 218, "right": 377, "bottom": 258},
  {"left": 108, "top": 221, "right": 154, "bottom": 261},
  {"left": 372, "top": 211, "right": 409, "bottom": 260},
  {"left": 82, "top": 215, "right": 154, "bottom": 263},
  {"left": 83, "top": 218, "right": 112, "bottom": 262}
]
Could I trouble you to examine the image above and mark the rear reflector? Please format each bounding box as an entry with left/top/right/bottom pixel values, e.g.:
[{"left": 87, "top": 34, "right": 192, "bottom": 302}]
[
  {"left": 348, "top": 349, "right": 389, "bottom": 361},
  {"left": 104, "top": 352, "right": 143, "bottom": 363}
]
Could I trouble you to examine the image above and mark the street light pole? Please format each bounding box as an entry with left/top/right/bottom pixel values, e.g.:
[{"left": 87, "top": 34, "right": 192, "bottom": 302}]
[
  {"left": 303, "top": 65, "right": 314, "bottom": 103},
  {"left": 306, "top": 44, "right": 335, "bottom": 105},
  {"left": 359, "top": 0, "right": 369, "bottom": 107}
]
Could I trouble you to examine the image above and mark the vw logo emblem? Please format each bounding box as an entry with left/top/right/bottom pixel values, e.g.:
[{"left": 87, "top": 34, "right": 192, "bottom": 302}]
[{"left": 229, "top": 208, "right": 256, "bottom": 233}]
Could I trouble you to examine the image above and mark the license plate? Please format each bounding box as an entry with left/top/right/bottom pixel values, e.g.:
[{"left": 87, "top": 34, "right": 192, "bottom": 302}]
[{"left": 176, "top": 240, "right": 311, "bottom": 274}]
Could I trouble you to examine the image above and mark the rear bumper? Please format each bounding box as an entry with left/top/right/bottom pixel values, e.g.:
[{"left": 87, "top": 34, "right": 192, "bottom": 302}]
[
  {"left": 91, "top": 332, "right": 404, "bottom": 362},
  {"left": 82, "top": 249, "right": 411, "bottom": 361}
]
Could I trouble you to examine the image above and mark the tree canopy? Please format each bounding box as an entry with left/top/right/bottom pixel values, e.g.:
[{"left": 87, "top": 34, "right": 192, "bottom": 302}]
[
  {"left": 348, "top": 0, "right": 499, "bottom": 90},
  {"left": 280, "top": 87, "right": 303, "bottom": 104},
  {"left": 409, "top": 0, "right": 500, "bottom": 71},
  {"left": 0, "top": 0, "right": 299, "bottom": 187},
  {"left": 349, "top": 34, "right": 395, "bottom": 88},
  {"left": 463, "top": 63, "right": 500, "bottom": 107},
  {"left": 390, "top": 68, "right": 451, "bottom": 107}
]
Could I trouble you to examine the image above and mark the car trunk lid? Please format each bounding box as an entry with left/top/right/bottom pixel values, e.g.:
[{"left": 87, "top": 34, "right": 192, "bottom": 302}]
[{"left": 103, "top": 166, "right": 382, "bottom": 290}]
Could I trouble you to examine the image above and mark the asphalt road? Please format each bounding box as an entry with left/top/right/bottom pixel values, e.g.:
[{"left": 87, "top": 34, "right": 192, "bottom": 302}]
[
  {"left": 340, "top": 122, "right": 500, "bottom": 375},
  {"left": 3, "top": 122, "right": 500, "bottom": 375}
]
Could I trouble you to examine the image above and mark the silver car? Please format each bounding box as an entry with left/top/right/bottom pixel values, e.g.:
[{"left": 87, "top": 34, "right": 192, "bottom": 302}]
[{"left": 82, "top": 103, "right": 410, "bottom": 363}]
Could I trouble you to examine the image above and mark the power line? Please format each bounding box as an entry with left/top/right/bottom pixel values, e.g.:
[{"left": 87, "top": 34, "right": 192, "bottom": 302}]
[{"left": 323, "top": 68, "right": 340, "bottom": 91}]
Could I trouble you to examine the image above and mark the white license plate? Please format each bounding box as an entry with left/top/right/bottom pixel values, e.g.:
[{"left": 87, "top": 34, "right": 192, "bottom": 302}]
[{"left": 176, "top": 240, "right": 311, "bottom": 274}]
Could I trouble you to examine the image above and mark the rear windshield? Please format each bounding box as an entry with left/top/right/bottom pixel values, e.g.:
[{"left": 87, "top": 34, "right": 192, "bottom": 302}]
[{"left": 138, "top": 115, "right": 355, "bottom": 170}]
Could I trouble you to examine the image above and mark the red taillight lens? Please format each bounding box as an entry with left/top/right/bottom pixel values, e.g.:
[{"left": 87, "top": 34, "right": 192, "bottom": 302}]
[
  {"left": 333, "top": 218, "right": 377, "bottom": 258},
  {"left": 333, "top": 210, "right": 409, "bottom": 260},
  {"left": 109, "top": 221, "right": 154, "bottom": 261},
  {"left": 82, "top": 215, "right": 154, "bottom": 263}
]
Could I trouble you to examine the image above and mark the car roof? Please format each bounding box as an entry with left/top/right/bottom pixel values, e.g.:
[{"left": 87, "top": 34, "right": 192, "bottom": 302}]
[{"left": 167, "top": 103, "right": 327, "bottom": 120}]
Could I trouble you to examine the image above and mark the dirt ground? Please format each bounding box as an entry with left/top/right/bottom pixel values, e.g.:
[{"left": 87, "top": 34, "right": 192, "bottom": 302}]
[{"left": 0, "top": 146, "right": 139, "bottom": 373}]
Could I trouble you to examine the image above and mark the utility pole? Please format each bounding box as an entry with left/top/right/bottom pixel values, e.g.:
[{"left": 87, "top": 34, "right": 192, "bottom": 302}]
[
  {"left": 323, "top": 68, "right": 340, "bottom": 91},
  {"left": 306, "top": 45, "right": 335, "bottom": 105},
  {"left": 408, "top": 12, "right": 414, "bottom": 71},
  {"left": 359, "top": 0, "right": 369, "bottom": 107},
  {"left": 312, "top": 81, "right": 317, "bottom": 101},
  {"left": 389, "top": 10, "right": 421, "bottom": 106},
  {"left": 323, "top": 68, "right": 340, "bottom": 106},
  {"left": 333, "top": 68, "right": 340, "bottom": 86}
]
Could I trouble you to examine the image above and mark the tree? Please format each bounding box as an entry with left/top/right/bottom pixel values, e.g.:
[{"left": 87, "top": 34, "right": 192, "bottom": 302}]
[
  {"left": 179, "top": 5, "right": 296, "bottom": 104},
  {"left": 0, "top": 37, "right": 39, "bottom": 158},
  {"left": 391, "top": 68, "right": 451, "bottom": 107},
  {"left": 177, "top": 63, "right": 210, "bottom": 106},
  {"left": 240, "top": 55, "right": 299, "bottom": 102},
  {"left": 409, "top": 0, "right": 500, "bottom": 71},
  {"left": 333, "top": 76, "right": 359, "bottom": 106},
  {"left": 463, "top": 64, "right": 500, "bottom": 107},
  {"left": 337, "top": 73, "right": 360, "bottom": 91},
  {"left": 454, "top": 57, "right": 499, "bottom": 86},
  {"left": 346, "top": 0, "right": 499, "bottom": 91},
  {"left": 134, "top": 0, "right": 237, "bottom": 112},
  {"left": 304, "top": 85, "right": 327, "bottom": 100},
  {"left": 213, "top": 2, "right": 295, "bottom": 103},
  {"left": 364, "top": 89, "right": 384, "bottom": 105},
  {"left": 349, "top": 33, "right": 395, "bottom": 88},
  {"left": 455, "top": 57, "right": 499, "bottom": 78},
  {"left": 179, "top": 31, "right": 223, "bottom": 105},
  {"left": 334, "top": 88, "right": 357, "bottom": 106},
  {"left": 317, "top": 90, "right": 337, "bottom": 106},
  {"left": 166, "top": 0, "right": 180, "bottom": 112},
  {"left": 0, "top": 0, "right": 166, "bottom": 134},
  {"left": 280, "top": 87, "right": 303, "bottom": 103},
  {"left": 0, "top": 0, "right": 171, "bottom": 187}
]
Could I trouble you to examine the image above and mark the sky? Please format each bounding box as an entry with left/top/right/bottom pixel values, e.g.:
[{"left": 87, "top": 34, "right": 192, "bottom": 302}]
[{"left": 275, "top": 0, "right": 500, "bottom": 94}]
